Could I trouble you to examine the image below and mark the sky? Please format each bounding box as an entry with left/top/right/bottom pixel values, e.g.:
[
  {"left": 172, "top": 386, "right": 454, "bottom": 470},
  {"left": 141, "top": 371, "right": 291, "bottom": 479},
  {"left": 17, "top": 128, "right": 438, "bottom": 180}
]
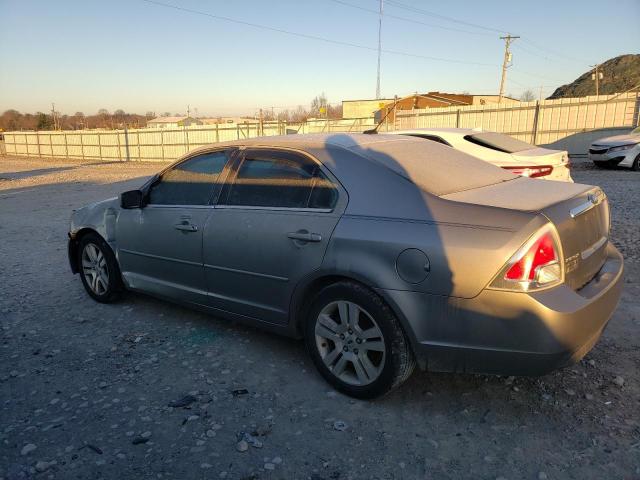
[{"left": 1, "top": 0, "right": 638, "bottom": 117}]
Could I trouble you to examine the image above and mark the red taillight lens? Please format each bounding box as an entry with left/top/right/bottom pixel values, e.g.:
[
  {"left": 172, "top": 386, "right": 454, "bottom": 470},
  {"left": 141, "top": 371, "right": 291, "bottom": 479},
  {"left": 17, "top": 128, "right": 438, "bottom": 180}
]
[
  {"left": 502, "top": 165, "right": 553, "bottom": 178},
  {"left": 504, "top": 232, "right": 557, "bottom": 281},
  {"left": 490, "top": 224, "right": 564, "bottom": 291}
]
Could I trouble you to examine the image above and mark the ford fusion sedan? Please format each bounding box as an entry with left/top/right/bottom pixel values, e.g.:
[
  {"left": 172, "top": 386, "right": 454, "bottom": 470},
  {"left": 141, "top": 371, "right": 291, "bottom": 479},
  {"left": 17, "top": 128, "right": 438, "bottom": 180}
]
[
  {"left": 390, "top": 128, "right": 572, "bottom": 181},
  {"left": 588, "top": 127, "right": 640, "bottom": 170},
  {"left": 68, "top": 133, "right": 623, "bottom": 398}
]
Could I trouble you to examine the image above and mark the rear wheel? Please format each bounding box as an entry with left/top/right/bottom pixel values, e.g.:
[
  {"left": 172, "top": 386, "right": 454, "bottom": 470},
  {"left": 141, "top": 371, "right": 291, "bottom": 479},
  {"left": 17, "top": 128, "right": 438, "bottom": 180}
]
[
  {"left": 632, "top": 154, "right": 640, "bottom": 171},
  {"left": 77, "top": 233, "right": 123, "bottom": 303},
  {"left": 305, "top": 281, "right": 415, "bottom": 399}
]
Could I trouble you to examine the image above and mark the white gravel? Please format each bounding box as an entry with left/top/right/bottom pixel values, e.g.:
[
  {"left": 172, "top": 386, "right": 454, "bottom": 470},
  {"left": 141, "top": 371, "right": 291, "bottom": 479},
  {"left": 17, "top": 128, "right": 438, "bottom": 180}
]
[{"left": 1, "top": 155, "right": 639, "bottom": 479}]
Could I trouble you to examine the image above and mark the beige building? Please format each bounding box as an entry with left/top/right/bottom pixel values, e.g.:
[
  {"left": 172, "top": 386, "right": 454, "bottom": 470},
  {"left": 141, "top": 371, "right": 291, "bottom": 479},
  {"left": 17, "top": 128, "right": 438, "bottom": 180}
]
[
  {"left": 146, "top": 116, "right": 202, "bottom": 128},
  {"left": 342, "top": 98, "right": 395, "bottom": 119},
  {"left": 201, "top": 117, "right": 260, "bottom": 125}
]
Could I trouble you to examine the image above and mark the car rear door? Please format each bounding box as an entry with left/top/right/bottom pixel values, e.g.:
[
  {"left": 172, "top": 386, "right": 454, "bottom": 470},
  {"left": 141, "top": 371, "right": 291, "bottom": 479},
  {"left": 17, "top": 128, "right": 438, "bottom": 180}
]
[
  {"left": 116, "top": 149, "right": 235, "bottom": 304},
  {"left": 202, "top": 148, "right": 346, "bottom": 324}
]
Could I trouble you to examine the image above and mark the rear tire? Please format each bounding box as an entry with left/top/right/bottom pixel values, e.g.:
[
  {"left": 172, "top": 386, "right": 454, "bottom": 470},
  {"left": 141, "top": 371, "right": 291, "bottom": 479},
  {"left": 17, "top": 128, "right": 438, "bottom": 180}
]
[
  {"left": 77, "top": 232, "right": 123, "bottom": 303},
  {"left": 304, "top": 281, "right": 415, "bottom": 399},
  {"left": 632, "top": 154, "right": 640, "bottom": 171}
]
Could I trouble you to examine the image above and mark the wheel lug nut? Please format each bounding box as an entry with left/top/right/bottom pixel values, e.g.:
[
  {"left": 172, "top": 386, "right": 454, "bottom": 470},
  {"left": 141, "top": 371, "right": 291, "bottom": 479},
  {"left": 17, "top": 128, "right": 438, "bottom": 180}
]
[
  {"left": 353, "top": 348, "right": 359, "bottom": 354},
  {"left": 339, "top": 334, "right": 345, "bottom": 340},
  {"left": 348, "top": 329, "right": 353, "bottom": 334},
  {"left": 343, "top": 346, "right": 348, "bottom": 352}
]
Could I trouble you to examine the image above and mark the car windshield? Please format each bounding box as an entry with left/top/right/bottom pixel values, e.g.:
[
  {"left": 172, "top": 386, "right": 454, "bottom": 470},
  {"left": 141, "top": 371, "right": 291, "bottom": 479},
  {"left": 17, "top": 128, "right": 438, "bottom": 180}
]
[{"left": 464, "top": 132, "right": 535, "bottom": 153}]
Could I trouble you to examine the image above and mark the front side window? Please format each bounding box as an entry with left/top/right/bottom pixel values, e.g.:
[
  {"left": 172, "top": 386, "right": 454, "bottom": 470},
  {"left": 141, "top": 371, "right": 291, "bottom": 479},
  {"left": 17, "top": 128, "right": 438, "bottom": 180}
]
[
  {"left": 225, "top": 150, "right": 337, "bottom": 209},
  {"left": 148, "top": 150, "right": 230, "bottom": 205}
]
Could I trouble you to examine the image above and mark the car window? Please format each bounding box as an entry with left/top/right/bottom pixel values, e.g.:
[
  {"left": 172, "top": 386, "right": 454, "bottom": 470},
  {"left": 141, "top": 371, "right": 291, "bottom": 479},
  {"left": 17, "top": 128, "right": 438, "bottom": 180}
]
[
  {"left": 148, "top": 150, "right": 230, "bottom": 205},
  {"left": 464, "top": 132, "right": 534, "bottom": 153},
  {"left": 225, "top": 151, "right": 337, "bottom": 209},
  {"left": 407, "top": 134, "right": 451, "bottom": 147}
]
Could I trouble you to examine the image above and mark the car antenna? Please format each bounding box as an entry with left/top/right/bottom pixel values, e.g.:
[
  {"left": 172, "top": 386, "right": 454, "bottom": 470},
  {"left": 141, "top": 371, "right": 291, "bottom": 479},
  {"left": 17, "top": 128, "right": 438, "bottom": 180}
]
[{"left": 363, "top": 95, "right": 398, "bottom": 134}]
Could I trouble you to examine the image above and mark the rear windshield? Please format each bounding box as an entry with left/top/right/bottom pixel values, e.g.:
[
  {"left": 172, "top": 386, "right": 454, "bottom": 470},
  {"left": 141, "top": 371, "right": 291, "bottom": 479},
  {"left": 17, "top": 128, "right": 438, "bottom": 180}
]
[
  {"left": 464, "top": 132, "right": 535, "bottom": 153},
  {"left": 352, "top": 138, "right": 517, "bottom": 196}
]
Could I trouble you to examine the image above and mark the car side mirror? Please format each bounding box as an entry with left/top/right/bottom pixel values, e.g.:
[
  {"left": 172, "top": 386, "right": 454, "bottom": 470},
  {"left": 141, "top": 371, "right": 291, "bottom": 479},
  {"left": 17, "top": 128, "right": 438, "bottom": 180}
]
[{"left": 120, "top": 189, "right": 145, "bottom": 209}]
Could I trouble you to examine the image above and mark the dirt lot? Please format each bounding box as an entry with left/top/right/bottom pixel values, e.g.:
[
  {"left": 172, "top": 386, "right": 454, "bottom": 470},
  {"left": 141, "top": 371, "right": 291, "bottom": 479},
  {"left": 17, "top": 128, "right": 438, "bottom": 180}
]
[{"left": 1, "top": 155, "right": 639, "bottom": 480}]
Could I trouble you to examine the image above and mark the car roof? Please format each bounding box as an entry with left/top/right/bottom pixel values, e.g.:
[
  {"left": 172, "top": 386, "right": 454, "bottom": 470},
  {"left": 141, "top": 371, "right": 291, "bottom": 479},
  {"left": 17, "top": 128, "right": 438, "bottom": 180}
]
[
  {"left": 391, "top": 128, "right": 481, "bottom": 136},
  {"left": 188, "top": 133, "right": 515, "bottom": 197}
]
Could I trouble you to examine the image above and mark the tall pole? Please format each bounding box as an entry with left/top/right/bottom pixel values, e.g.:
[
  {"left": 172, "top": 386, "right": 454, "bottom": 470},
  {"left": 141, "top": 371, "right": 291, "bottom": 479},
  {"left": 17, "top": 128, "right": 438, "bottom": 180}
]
[
  {"left": 375, "top": 0, "right": 383, "bottom": 99},
  {"left": 590, "top": 64, "right": 601, "bottom": 96},
  {"left": 498, "top": 34, "right": 519, "bottom": 103}
]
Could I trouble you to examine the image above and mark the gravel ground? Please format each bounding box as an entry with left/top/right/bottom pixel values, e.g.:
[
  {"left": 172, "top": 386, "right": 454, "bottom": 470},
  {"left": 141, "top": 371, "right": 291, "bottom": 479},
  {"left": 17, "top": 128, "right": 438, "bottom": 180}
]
[{"left": 1, "top": 156, "right": 639, "bottom": 480}]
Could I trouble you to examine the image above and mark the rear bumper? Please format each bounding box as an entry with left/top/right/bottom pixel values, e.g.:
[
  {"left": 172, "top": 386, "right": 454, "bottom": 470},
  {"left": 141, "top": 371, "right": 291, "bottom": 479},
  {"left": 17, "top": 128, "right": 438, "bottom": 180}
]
[{"left": 381, "top": 243, "right": 624, "bottom": 375}]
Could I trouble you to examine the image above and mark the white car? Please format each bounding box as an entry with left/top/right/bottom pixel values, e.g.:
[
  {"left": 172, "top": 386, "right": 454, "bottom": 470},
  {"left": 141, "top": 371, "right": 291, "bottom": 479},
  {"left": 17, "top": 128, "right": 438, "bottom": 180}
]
[
  {"left": 588, "top": 126, "right": 640, "bottom": 171},
  {"left": 390, "top": 128, "right": 572, "bottom": 182}
]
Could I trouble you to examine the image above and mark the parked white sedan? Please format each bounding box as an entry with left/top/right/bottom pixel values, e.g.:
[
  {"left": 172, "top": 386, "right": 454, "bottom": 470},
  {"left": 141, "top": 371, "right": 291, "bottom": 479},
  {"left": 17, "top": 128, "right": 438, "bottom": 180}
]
[
  {"left": 588, "top": 127, "right": 640, "bottom": 171},
  {"left": 391, "top": 128, "right": 572, "bottom": 182}
]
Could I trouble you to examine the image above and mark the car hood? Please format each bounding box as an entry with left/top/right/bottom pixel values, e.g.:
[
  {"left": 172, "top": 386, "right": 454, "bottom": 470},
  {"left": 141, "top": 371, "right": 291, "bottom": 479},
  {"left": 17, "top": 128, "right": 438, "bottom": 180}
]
[{"left": 591, "top": 133, "right": 640, "bottom": 146}]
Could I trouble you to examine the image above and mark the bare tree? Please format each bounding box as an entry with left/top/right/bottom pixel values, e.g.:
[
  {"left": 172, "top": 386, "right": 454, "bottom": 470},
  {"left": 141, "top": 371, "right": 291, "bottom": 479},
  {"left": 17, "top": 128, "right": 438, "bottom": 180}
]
[{"left": 520, "top": 89, "right": 536, "bottom": 102}]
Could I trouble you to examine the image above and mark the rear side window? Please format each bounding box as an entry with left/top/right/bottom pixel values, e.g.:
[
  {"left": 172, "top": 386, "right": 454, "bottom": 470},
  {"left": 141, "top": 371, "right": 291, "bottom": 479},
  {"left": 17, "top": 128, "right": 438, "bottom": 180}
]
[
  {"left": 408, "top": 134, "right": 451, "bottom": 147},
  {"left": 225, "top": 150, "right": 337, "bottom": 209},
  {"left": 148, "top": 151, "right": 229, "bottom": 205},
  {"left": 464, "top": 132, "right": 534, "bottom": 153}
]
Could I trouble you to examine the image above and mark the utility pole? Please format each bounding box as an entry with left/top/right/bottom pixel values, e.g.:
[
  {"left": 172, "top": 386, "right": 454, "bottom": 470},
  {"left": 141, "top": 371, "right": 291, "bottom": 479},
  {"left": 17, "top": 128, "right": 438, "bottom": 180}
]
[
  {"left": 375, "top": 0, "right": 383, "bottom": 99},
  {"left": 498, "top": 34, "right": 519, "bottom": 103},
  {"left": 590, "top": 64, "right": 603, "bottom": 96},
  {"left": 51, "top": 103, "right": 58, "bottom": 130}
]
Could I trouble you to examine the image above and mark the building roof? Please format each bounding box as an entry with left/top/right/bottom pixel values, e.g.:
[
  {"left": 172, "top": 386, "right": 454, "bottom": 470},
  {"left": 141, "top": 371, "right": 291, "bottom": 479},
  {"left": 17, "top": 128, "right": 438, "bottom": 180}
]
[{"left": 148, "top": 116, "right": 189, "bottom": 124}]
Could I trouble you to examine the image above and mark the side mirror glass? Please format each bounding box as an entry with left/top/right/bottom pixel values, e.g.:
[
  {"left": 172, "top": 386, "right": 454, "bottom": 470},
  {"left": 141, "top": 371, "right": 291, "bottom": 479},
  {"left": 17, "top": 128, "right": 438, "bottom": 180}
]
[{"left": 120, "top": 189, "right": 144, "bottom": 209}]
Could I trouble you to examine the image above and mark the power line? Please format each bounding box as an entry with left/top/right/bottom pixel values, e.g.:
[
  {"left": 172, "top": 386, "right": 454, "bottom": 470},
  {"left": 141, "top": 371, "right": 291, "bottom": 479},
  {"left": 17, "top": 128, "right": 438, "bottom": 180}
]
[
  {"left": 519, "top": 37, "right": 589, "bottom": 64},
  {"left": 383, "top": 0, "right": 507, "bottom": 34},
  {"left": 139, "top": 0, "right": 498, "bottom": 67},
  {"left": 325, "top": 0, "right": 493, "bottom": 36}
]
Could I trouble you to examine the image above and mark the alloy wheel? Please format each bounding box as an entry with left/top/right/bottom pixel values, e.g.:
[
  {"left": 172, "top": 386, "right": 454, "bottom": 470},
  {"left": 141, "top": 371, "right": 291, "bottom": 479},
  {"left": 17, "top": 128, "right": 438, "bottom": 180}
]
[
  {"left": 81, "top": 243, "right": 109, "bottom": 295},
  {"left": 314, "top": 300, "right": 386, "bottom": 386}
]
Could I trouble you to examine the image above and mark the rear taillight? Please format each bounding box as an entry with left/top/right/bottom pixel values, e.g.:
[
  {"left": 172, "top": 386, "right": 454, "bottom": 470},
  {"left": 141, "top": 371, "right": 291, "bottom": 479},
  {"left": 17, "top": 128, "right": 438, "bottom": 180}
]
[
  {"left": 502, "top": 165, "right": 553, "bottom": 178},
  {"left": 489, "top": 223, "right": 564, "bottom": 292}
]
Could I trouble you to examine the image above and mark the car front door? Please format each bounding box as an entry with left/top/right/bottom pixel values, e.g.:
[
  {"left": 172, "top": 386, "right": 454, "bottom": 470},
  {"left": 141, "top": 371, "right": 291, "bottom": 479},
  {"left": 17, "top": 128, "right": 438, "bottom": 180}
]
[
  {"left": 116, "top": 149, "right": 234, "bottom": 304},
  {"left": 203, "top": 148, "right": 346, "bottom": 324}
]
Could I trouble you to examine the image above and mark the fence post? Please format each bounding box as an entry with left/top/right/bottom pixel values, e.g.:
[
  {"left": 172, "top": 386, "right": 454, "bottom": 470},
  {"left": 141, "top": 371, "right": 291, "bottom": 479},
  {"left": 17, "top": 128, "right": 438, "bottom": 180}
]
[
  {"left": 80, "top": 132, "right": 85, "bottom": 161},
  {"left": 63, "top": 132, "right": 69, "bottom": 158},
  {"left": 124, "top": 127, "right": 130, "bottom": 162},
  {"left": 36, "top": 132, "right": 41, "bottom": 158},
  {"left": 97, "top": 132, "right": 102, "bottom": 161},
  {"left": 116, "top": 130, "right": 122, "bottom": 161},
  {"left": 160, "top": 130, "right": 165, "bottom": 162},
  {"left": 456, "top": 109, "right": 461, "bottom": 128},
  {"left": 137, "top": 130, "right": 141, "bottom": 161},
  {"left": 531, "top": 101, "right": 541, "bottom": 145},
  {"left": 216, "top": 123, "right": 219, "bottom": 143},
  {"left": 236, "top": 124, "right": 240, "bottom": 140},
  {"left": 48, "top": 133, "right": 53, "bottom": 158}
]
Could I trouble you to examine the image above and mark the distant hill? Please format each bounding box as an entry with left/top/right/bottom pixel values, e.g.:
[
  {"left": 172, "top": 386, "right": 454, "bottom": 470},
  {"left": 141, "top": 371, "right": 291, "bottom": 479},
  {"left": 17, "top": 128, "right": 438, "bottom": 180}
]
[{"left": 548, "top": 54, "right": 640, "bottom": 99}]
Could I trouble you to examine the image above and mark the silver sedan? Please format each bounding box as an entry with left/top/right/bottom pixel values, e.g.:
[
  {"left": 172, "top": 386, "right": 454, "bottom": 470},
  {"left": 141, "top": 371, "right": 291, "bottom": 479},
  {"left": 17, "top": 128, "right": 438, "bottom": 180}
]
[{"left": 69, "top": 133, "right": 623, "bottom": 398}]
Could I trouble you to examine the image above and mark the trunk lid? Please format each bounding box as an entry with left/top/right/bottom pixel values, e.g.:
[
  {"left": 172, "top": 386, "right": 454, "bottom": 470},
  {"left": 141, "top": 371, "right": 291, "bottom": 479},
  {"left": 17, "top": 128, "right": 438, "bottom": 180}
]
[
  {"left": 441, "top": 178, "right": 610, "bottom": 291},
  {"left": 510, "top": 147, "right": 568, "bottom": 166},
  {"left": 541, "top": 187, "right": 609, "bottom": 290}
]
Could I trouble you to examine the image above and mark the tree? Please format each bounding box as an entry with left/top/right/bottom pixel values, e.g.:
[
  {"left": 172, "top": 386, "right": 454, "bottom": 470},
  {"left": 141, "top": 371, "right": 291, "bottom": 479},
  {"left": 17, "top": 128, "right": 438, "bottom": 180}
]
[
  {"left": 310, "top": 93, "right": 329, "bottom": 117},
  {"left": 145, "top": 111, "right": 156, "bottom": 119},
  {"left": 97, "top": 108, "right": 109, "bottom": 116},
  {"left": 36, "top": 112, "right": 53, "bottom": 130},
  {"left": 520, "top": 89, "right": 536, "bottom": 102}
]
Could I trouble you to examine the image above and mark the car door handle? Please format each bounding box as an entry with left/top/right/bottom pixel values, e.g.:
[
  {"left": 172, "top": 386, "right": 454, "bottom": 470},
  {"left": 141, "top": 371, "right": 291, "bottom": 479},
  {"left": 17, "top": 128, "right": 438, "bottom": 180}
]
[
  {"left": 287, "top": 231, "right": 322, "bottom": 242},
  {"left": 174, "top": 223, "right": 198, "bottom": 232}
]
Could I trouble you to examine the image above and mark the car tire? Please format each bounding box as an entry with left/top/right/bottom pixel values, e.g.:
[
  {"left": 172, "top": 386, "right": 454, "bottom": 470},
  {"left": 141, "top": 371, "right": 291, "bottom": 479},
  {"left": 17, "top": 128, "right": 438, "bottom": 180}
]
[
  {"left": 77, "top": 232, "right": 123, "bottom": 303},
  {"left": 304, "top": 281, "right": 415, "bottom": 399},
  {"left": 632, "top": 154, "right": 640, "bottom": 171}
]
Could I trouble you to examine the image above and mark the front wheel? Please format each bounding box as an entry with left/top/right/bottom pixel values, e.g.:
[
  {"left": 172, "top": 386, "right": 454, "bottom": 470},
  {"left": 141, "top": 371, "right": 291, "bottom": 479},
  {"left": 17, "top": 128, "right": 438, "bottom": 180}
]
[
  {"left": 632, "top": 154, "right": 640, "bottom": 171},
  {"left": 305, "top": 281, "right": 415, "bottom": 399},
  {"left": 77, "top": 233, "right": 123, "bottom": 303}
]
